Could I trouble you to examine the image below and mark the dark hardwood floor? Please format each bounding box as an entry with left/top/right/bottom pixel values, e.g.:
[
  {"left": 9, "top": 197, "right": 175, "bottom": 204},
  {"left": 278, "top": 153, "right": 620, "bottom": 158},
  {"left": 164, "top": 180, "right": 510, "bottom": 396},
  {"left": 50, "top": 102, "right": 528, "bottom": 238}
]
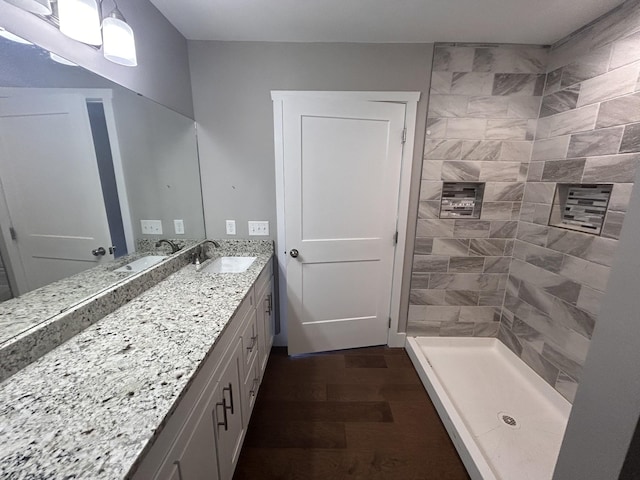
[{"left": 233, "top": 346, "right": 470, "bottom": 480}]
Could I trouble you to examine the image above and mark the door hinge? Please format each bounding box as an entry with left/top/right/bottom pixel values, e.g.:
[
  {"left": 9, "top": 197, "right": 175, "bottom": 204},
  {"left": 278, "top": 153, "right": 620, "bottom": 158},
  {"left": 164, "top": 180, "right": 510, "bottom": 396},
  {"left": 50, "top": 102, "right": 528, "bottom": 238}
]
[
  {"left": 393, "top": 231, "right": 398, "bottom": 245},
  {"left": 401, "top": 128, "right": 407, "bottom": 144},
  {"left": 9, "top": 227, "right": 17, "bottom": 241},
  {"left": 388, "top": 317, "right": 392, "bottom": 328}
]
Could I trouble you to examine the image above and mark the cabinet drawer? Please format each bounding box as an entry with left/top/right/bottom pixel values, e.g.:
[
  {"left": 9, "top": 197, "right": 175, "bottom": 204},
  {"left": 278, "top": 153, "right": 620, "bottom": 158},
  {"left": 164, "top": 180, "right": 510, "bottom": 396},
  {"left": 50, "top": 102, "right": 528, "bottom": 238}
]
[
  {"left": 254, "top": 258, "right": 273, "bottom": 299},
  {"left": 242, "top": 352, "right": 260, "bottom": 424},
  {"left": 239, "top": 307, "right": 258, "bottom": 384}
]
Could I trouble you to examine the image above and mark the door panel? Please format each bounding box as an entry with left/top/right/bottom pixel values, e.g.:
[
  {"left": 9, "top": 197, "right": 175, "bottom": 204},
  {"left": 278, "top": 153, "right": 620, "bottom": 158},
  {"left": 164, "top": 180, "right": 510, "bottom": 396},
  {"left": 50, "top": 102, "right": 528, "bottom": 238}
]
[{"left": 283, "top": 98, "right": 406, "bottom": 355}]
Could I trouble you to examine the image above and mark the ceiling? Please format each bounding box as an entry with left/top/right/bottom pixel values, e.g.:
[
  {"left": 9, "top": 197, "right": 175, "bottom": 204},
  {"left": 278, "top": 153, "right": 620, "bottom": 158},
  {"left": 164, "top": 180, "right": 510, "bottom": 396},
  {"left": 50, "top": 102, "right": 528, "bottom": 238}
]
[{"left": 148, "top": 0, "right": 625, "bottom": 45}]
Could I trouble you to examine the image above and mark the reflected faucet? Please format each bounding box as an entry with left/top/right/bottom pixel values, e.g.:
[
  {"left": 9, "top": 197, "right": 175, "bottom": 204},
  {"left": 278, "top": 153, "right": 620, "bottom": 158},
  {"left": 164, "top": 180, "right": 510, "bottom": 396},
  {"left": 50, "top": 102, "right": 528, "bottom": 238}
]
[{"left": 155, "top": 239, "right": 181, "bottom": 254}]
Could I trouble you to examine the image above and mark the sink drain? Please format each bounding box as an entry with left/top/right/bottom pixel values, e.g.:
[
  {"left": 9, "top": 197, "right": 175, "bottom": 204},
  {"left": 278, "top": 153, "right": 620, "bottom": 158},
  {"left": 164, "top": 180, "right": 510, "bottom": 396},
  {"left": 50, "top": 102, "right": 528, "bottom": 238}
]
[{"left": 497, "top": 411, "right": 520, "bottom": 429}]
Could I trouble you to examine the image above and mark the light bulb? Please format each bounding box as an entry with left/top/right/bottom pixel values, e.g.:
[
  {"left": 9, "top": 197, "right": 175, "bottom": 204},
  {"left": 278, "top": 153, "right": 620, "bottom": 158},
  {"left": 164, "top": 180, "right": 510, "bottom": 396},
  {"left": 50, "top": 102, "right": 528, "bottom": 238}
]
[
  {"left": 103, "top": 10, "right": 137, "bottom": 67},
  {"left": 58, "top": 0, "right": 102, "bottom": 46}
]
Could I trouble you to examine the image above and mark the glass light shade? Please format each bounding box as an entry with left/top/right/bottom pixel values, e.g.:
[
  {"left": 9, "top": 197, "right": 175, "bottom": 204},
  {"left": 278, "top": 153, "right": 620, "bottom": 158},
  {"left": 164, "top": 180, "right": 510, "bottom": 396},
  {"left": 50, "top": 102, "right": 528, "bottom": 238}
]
[
  {"left": 58, "top": 0, "right": 102, "bottom": 46},
  {"left": 0, "top": 28, "right": 33, "bottom": 45},
  {"left": 103, "top": 16, "right": 137, "bottom": 67},
  {"left": 4, "top": 0, "right": 52, "bottom": 15},
  {"left": 50, "top": 52, "right": 78, "bottom": 66}
]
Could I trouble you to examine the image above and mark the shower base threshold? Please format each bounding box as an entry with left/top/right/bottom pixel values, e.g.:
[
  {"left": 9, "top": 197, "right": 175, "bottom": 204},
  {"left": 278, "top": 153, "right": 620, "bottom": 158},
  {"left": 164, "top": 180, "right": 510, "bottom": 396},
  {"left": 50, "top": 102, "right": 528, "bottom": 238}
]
[{"left": 406, "top": 337, "right": 571, "bottom": 480}]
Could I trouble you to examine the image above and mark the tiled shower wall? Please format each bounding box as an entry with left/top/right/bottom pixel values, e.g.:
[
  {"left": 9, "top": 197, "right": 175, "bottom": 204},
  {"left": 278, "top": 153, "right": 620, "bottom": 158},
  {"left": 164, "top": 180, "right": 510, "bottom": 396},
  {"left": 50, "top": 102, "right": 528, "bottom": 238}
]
[
  {"left": 408, "top": 44, "right": 547, "bottom": 336},
  {"left": 408, "top": 0, "right": 640, "bottom": 403},
  {"left": 0, "top": 252, "right": 12, "bottom": 302},
  {"left": 500, "top": 0, "right": 640, "bottom": 403}
]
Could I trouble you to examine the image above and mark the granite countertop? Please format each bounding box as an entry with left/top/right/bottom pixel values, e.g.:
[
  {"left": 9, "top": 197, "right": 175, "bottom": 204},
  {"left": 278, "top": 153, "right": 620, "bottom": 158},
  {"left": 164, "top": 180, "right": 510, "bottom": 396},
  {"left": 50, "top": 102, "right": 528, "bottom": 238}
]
[{"left": 0, "top": 244, "right": 273, "bottom": 480}]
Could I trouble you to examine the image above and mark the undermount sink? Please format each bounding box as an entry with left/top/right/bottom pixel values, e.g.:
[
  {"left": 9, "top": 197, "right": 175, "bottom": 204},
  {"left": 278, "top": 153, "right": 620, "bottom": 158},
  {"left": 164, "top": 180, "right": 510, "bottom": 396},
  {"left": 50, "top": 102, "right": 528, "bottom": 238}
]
[
  {"left": 201, "top": 256, "right": 257, "bottom": 274},
  {"left": 114, "top": 255, "right": 168, "bottom": 274}
]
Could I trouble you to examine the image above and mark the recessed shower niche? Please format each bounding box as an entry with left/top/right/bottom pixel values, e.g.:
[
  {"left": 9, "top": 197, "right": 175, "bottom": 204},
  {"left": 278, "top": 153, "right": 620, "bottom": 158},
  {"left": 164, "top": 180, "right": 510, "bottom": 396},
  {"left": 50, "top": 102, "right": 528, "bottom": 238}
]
[
  {"left": 549, "top": 184, "right": 613, "bottom": 235},
  {"left": 439, "top": 182, "right": 485, "bottom": 219}
]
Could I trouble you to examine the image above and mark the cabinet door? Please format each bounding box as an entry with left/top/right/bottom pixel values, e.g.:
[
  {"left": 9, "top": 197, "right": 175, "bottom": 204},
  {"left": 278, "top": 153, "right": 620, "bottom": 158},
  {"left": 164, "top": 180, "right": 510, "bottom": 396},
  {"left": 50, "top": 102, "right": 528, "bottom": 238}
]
[
  {"left": 256, "top": 281, "right": 274, "bottom": 376},
  {"left": 212, "top": 341, "right": 245, "bottom": 480},
  {"left": 153, "top": 395, "right": 219, "bottom": 480}
]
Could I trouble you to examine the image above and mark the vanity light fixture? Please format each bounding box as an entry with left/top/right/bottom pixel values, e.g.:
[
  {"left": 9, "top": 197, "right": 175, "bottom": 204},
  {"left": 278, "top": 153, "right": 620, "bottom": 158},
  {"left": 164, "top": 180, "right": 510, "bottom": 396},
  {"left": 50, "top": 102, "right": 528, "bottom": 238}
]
[
  {"left": 0, "top": 27, "right": 33, "bottom": 44},
  {"left": 4, "top": 0, "right": 51, "bottom": 15},
  {"left": 49, "top": 52, "right": 78, "bottom": 65},
  {"left": 5, "top": 0, "right": 137, "bottom": 67}
]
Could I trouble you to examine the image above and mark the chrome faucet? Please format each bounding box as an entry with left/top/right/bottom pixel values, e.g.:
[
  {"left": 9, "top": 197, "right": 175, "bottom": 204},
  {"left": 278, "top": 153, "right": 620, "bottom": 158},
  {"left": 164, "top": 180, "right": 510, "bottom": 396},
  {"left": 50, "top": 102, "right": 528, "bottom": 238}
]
[
  {"left": 196, "top": 240, "right": 220, "bottom": 262},
  {"left": 155, "top": 239, "right": 181, "bottom": 254}
]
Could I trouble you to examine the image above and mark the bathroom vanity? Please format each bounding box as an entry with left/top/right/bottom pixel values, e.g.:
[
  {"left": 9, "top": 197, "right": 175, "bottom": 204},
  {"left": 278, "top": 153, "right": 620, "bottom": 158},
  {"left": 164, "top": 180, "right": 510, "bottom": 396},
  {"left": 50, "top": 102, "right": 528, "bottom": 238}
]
[{"left": 0, "top": 240, "right": 275, "bottom": 480}]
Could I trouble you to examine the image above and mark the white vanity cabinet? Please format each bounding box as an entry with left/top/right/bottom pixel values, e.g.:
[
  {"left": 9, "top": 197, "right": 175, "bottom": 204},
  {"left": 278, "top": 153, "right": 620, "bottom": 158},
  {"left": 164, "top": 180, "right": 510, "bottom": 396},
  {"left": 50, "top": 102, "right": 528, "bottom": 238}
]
[{"left": 132, "top": 259, "right": 274, "bottom": 480}]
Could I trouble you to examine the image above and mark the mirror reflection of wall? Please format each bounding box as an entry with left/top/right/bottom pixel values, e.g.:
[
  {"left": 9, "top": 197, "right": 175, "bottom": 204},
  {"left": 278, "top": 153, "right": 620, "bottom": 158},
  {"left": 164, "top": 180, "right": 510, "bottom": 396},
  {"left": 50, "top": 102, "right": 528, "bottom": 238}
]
[{"left": 0, "top": 32, "right": 205, "bottom": 307}]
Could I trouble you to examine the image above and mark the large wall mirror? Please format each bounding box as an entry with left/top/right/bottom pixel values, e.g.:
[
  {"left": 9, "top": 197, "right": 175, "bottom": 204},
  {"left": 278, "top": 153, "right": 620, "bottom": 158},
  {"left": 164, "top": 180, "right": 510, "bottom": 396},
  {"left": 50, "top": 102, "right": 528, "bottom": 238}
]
[{"left": 0, "top": 30, "right": 205, "bottom": 344}]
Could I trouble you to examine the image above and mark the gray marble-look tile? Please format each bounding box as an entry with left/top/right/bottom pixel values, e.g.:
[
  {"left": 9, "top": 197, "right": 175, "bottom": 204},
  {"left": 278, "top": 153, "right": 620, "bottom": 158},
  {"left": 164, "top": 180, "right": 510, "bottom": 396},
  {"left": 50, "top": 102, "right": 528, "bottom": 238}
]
[
  {"left": 422, "top": 160, "right": 443, "bottom": 180},
  {"left": 503, "top": 290, "right": 531, "bottom": 319},
  {"left": 560, "top": 45, "right": 611, "bottom": 88},
  {"left": 602, "top": 211, "right": 625, "bottom": 239},
  {"left": 500, "top": 141, "right": 533, "bottom": 161},
  {"left": 423, "top": 305, "right": 462, "bottom": 322},
  {"left": 582, "top": 153, "right": 640, "bottom": 182},
  {"left": 547, "top": 229, "right": 617, "bottom": 267},
  {"left": 411, "top": 273, "right": 430, "bottom": 289},
  {"left": 439, "top": 321, "right": 475, "bottom": 337},
  {"left": 551, "top": 299, "right": 596, "bottom": 338},
  {"left": 414, "top": 238, "right": 434, "bottom": 255},
  {"left": 430, "top": 72, "right": 453, "bottom": 94},
  {"left": 588, "top": 0, "right": 640, "bottom": 51},
  {"left": 523, "top": 182, "right": 556, "bottom": 204},
  {"left": 444, "top": 290, "right": 480, "bottom": 306},
  {"left": 549, "top": 104, "right": 599, "bottom": 137},
  {"left": 473, "top": 47, "right": 547, "bottom": 74},
  {"left": 567, "top": 126, "right": 624, "bottom": 157},
  {"left": 508, "top": 97, "right": 543, "bottom": 119},
  {"left": 610, "top": 30, "right": 640, "bottom": 70},
  {"left": 432, "top": 238, "right": 470, "bottom": 256},
  {"left": 543, "top": 342, "right": 583, "bottom": 383},
  {"left": 446, "top": 118, "right": 487, "bottom": 139},
  {"left": 469, "top": 239, "right": 507, "bottom": 256},
  {"left": 540, "top": 85, "right": 581, "bottom": 117},
  {"left": 521, "top": 342, "right": 561, "bottom": 386},
  {"left": 410, "top": 289, "right": 446, "bottom": 306},
  {"left": 545, "top": 68, "right": 563, "bottom": 95},
  {"left": 536, "top": 116, "right": 553, "bottom": 140},
  {"left": 483, "top": 256, "right": 511, "bottom": 273},
  {"left": 489, "top": 220, "right": 518, "bottom": 238},
  {"left": 406, "top": 320, "right": 441, "bottom": 336},
  {"left": 413, "top": 255, "right": 449, "bottom": 273},
  {"left": 596, "top": 92, "right": 640, "bottom": 128},
  {"left": 479, "top": 162, "right": 521, "bottom": 181},
  {"left": 524, "top": 243, "right": 564, "bottom": 273},
  {"left": 555, "top": 371, "right": 578, "bottom": 403},
  {"left": 514, "top": 259, "right": 581, "bottom": 304},
  {"left": 511, "top": 317, "right": 546, "bottom": 349},
  {"left": 480, "top": 202, "right": 515, "bottom": 220},
  {"left": 518, "top": 282, "right": 555, "bottom": 315},
  {"left": 498, "top": 324, "right": 523, "bottom": 356},
  {"left": 428, "top": 95, "right": 469, "bottom": 117},
  {"left": 419, "top": 181, "right": 443, "bottom": 201},
  {"left": 479, "top": 290, "right": 506, "bottom": 306},
  {"left": 504, "top": 238, "right": 516, "bottom": 255},
  {"left": 450, "top": 72, "right": 495, "bottom": 95},
  {"left": 560, "top": 255, "right": 610, "bottom": 292},
  {"left": 533, "top": 204, "right": 552, "bottom": 225},
  {"left": 418, "top": 201, "right": 441, "bottom": 219},
  {"left": 526, "top": 119, "right": 537, "bottom": 141},
  {"left": 416, "top": 219, "right": 454, "bottom": 238},
  {"left": 541, "top": 158, "right": 586, "bottom": 182},
  {"left": 449, "top": 257, "right": 485, "bottom": 273},
  {"left": 532, "top": 136, "right": 570, "bottom": 161},
  {"left": 485, "top": 119, "right": 528, "bottom": 140},
  {"left": 526, "top": 162, "right": 544, "bottom": 181},
  {"left": 408, "top": 304, "right": 428, "bottom": 321},
  {"left": 424, "top": 139, "right": 463, "bottom": 160},
  {"left": 429, "top": 273, "right": 503, "bottom": 292},
  {"left": 433, "top": 46, "right": 475, "bottom": 72},
  {"left": 453, "top": 220, "right": 491, "bottom": 238},
  {"left": 425, "top": 118, "right": 448, "bottom": 139},
  {"left": 466, "top": 96, "right": 509, "bottom": 118},
  {"left": 459, "top": 306, "right": 498, "bottom": 323},
  {"left": 492, "top": 73, "right": 545, "bottom": 96},
  {"left": 620, "top": 122, "right": 640, "bottom": 153},
  {"left": 577, "top": 285, "right": 604, "bottom": 316},
  {"left": 441, "top": 161, "right": 481, "bottom": 181},
  {"left": 609, "top": 183, "right": 634, "bottom": 211},
  {"left": 461, "top": 140, "right": 502, "bottom": 160},
  {"left": 485, "top": 183, "right": 524, "bottom": 201},
  {"left": 577, "top": 61, "right": 640, "bottom": 107},
  {"left": 474, "top": 322, "right": 500, "bottom": 337}
]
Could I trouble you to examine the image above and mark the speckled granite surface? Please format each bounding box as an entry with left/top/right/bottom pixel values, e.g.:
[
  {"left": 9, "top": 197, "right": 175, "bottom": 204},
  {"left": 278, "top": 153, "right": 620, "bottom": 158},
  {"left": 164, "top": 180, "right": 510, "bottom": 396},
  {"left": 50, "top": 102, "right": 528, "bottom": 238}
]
[{"left": 0, "top": 240, "right": 273, "bottom": 480}]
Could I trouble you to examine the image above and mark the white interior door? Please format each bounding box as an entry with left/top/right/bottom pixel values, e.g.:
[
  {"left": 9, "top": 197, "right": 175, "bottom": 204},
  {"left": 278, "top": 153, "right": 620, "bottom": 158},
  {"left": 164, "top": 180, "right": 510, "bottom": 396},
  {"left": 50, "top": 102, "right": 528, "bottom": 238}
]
[
  {"left": 282, "top": 98, "right": 406, "bottom": 355},
  {"left": 0, "top": 93, "right": 113, "bottom": 294}
]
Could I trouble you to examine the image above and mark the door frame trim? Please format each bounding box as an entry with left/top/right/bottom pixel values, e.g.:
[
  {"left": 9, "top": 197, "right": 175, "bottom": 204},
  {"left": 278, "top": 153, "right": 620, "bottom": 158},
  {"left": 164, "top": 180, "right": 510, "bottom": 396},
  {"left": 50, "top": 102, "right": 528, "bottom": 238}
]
[{"left": 271, "top": 91, "right": 420, "bottom": 349}]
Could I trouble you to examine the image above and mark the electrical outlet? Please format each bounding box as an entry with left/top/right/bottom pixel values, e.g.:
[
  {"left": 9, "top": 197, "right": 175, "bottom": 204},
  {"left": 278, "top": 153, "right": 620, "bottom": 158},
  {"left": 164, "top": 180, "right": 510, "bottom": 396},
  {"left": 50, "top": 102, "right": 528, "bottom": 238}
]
[
  {"left": 174, "top": 219, "right": 185, "bottom": 235},
  {"left": 248, "top": 221, "right": 269, "bottom": 236},
  {"left": 141, "top": 220, "right": 162, "bottom": 235},
  {"left": 226, "top": 220, "right": 236, "bottom": 235}
]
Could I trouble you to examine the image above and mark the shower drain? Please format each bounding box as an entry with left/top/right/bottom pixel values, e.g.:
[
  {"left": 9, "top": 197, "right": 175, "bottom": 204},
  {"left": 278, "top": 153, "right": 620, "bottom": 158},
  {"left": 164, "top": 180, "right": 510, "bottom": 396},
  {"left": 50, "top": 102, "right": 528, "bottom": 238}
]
[{"left": 497, "top": 411, "right": 520, "bottom": 429}]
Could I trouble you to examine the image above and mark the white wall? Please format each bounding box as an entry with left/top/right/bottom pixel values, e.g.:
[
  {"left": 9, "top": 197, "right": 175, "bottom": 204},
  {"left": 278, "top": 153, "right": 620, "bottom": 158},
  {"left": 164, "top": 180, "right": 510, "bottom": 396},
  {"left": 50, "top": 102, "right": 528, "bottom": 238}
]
[{"left": 0, "top": 0, "right": 194, "bottom": 118}]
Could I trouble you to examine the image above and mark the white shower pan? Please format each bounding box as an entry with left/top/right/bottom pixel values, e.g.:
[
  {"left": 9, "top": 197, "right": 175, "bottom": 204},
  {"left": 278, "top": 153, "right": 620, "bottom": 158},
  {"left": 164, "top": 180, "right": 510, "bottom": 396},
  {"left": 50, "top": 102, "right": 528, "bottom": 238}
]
[{"left": 406, "top": 337, "right": 571, "bottom": 480}]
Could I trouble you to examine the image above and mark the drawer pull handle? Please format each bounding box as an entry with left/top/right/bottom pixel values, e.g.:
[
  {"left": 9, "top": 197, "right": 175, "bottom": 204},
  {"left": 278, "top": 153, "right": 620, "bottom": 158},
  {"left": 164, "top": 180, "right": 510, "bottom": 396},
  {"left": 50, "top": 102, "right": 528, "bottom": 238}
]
[
  {"left": 249, "top": 377, "right": 259, "bottom": 396},
  {"left": 174, "top": 460, "right": 184, "bottom": 480},
  {"left": 265, "top": 294, "right": 273, "bottom": 315},
  {"left": 215, "top": 399, "right": 229, "bottom": 431},
  {"left": 246, "top": 335, "right": 257, "bottom": 353},
  {"left": 223, "top": 383, "right": 234, "bottom": 415}
]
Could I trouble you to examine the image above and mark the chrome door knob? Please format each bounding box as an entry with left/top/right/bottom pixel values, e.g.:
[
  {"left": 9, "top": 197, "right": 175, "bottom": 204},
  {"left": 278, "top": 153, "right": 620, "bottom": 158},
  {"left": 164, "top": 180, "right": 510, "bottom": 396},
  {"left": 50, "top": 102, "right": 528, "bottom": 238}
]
[
  {"left": 92, "top": 247, "right": 106, "bottom": 256},
  {"left": 290, "top": 249, "right": 299, "bottom": 258}
]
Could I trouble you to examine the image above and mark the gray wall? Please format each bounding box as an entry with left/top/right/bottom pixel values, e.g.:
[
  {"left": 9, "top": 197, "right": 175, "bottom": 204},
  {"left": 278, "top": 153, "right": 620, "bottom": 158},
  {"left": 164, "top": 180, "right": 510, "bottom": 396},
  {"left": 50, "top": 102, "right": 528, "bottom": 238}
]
[
  {"left": 189, "top": 41, "right": 434, "bottom": 342},
  {"left": 0, "top": 0, "right": 194, "bottom": 118}
]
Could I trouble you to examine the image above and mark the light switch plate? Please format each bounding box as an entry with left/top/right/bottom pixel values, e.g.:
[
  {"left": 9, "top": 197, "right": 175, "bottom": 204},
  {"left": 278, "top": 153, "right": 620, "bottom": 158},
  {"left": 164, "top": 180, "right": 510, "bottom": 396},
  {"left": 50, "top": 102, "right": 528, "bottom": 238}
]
[
  {"left": 141, "top": 220, "right": 162, "bottom": 235},
  {"left": 174, "top": 219, "right": 185, "bottom": 235},
  {"left": 248, "top": 221, "right": 269, "bottom": 236},
  {"left": 226, "top": 220, "right": 236, "bottom": 235}
]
